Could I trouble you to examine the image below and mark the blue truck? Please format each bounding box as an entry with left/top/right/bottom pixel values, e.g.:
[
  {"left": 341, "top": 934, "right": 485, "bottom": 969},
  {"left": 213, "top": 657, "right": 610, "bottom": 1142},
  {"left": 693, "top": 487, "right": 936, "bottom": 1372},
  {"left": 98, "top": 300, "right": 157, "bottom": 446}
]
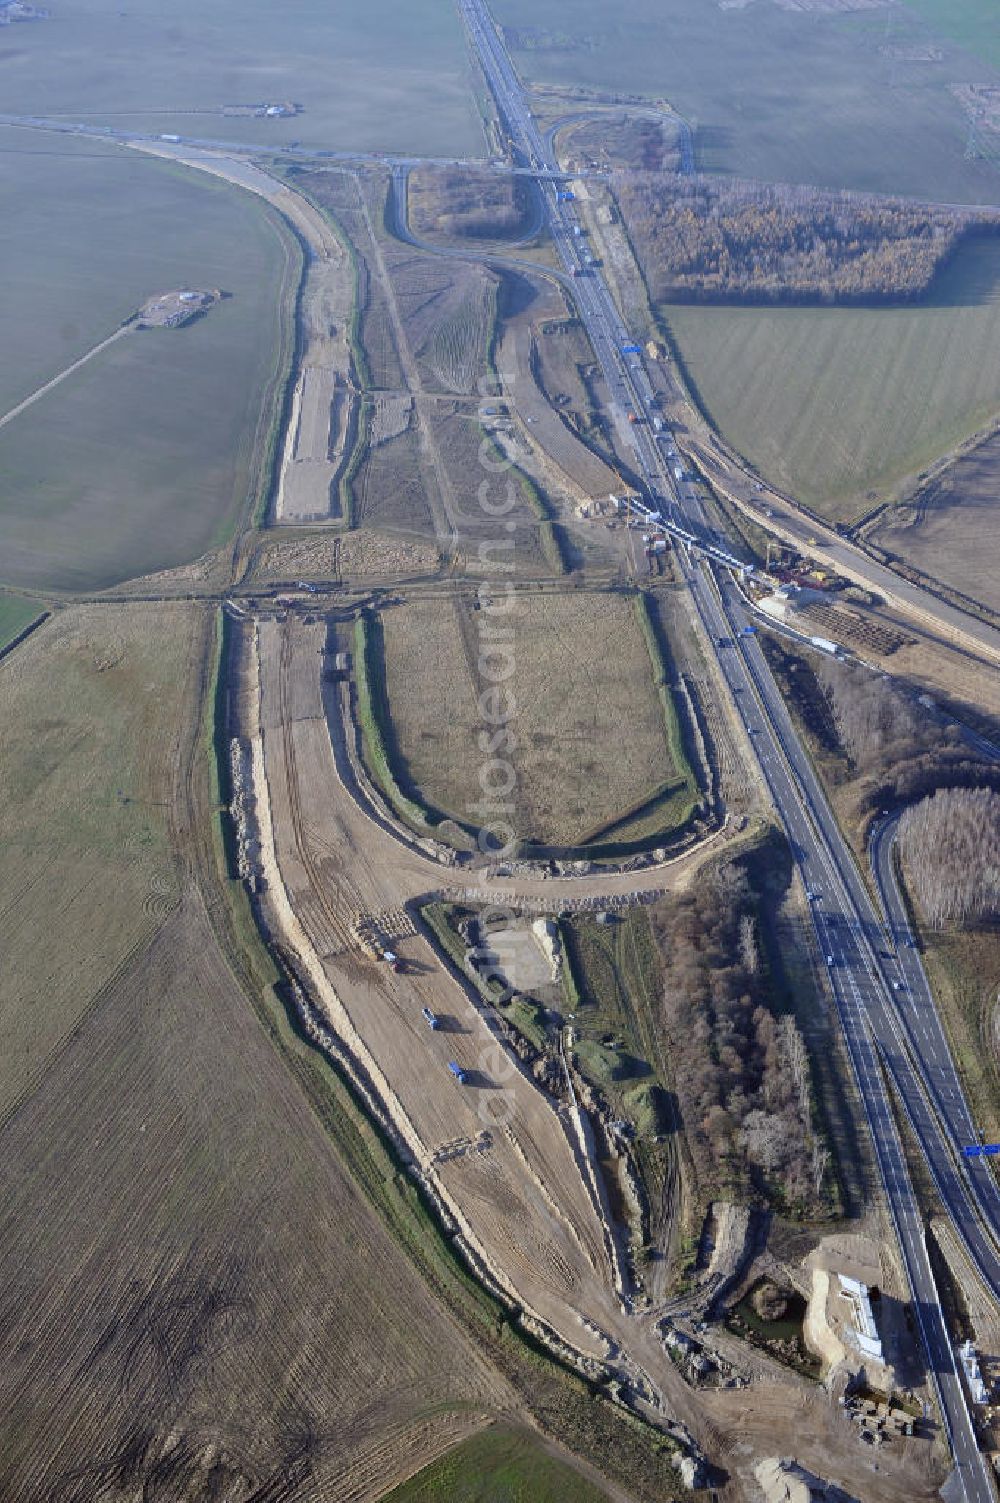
[
  {"left": 621, "top": 342, "right": 641, "bottom": 354},
  {"left": 556, "top": 189, "right": 575, "bottom": 202},
  {"left": 448, "top": 1061, "right": 469, "bottom": 1084}
]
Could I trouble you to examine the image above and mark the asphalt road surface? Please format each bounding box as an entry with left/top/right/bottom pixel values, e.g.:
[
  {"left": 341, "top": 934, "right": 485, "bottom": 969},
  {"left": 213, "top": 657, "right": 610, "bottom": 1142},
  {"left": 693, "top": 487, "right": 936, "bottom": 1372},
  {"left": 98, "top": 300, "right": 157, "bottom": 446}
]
[
  {"left": 458, "top": 2, "right": 998, "bottom": 1493},
  {"left": 9, "top": 23, "right": 997, "bottom": 1495}
]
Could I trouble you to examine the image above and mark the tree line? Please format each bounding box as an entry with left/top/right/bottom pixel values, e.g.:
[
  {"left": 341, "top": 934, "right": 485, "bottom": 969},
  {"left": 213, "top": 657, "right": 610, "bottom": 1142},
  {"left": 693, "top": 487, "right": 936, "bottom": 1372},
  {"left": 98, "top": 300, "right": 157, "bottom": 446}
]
[
  {"left": 898, "top": 787, "right": 1000, "bottom": 929},
  {"left": 651, "top": 857, "right": 829, "bottom": 1214},
  {"left": 816, "top": 656, "right": 940, "bottom": 771},
  {"left": 814, "top": 656, "right": 1000, "bottom": 815},
  {"left": 616, "top": 173, "right": 997, "bottom": 305}
]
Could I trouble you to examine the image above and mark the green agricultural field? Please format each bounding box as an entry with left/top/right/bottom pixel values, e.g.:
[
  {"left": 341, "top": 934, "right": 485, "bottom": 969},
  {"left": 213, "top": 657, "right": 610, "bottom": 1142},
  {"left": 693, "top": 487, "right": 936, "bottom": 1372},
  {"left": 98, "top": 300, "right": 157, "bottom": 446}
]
[
  {"left": 0, "top": 0, "right": 482, "bottom": 156},
  {"left": 493, "top": 0, "right": 999, "bottom": 202},
  {"left": 0, "top": 133, "right": 298, "bottom": 590},
  {"left": 384, "top": 1427, "right": 613, "bottom": 1503},
  {"left": 663, "top": 236, "right": 1000, "bottom": 521},
  {"left": 0, "top": 594, "right": 45, "bottom": 652},
  {"left": 0, "top": 603, "right": 205, "bottom": 1118}
]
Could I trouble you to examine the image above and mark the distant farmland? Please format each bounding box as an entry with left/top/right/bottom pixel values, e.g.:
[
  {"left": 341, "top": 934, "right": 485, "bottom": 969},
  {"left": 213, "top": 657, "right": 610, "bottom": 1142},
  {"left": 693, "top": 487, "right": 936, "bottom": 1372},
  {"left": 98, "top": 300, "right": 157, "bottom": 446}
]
[
  {"left": 870, "top": 429, "right": 1000, "bottom": 617},
  {"left": 664, "top": 236, "right": 1000, "bottom": 522},
  {"left": 0, "top": 135, "right": 298, "bottom": 590},
  {"left": 493, "top": 0, "right": 999, "bottom": 204},
  {"left": 0, "top": 0, "right": 481, "bottom": 157},
  {"left": 0, "top": 603, "right": 204, "bottom": 1117},
  {"left": 900, "top": 0, "right": 1000, "bottom": 68}
]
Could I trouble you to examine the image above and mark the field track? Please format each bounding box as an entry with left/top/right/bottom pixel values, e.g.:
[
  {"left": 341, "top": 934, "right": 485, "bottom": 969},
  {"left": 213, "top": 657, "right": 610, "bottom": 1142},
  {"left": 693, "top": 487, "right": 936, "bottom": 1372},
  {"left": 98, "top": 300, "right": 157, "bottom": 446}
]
[
  {"left": 256, "top": 615, "right": 625, "bottom": 1352},
  {"left": 0, "top": 324, "right": 132, "bottom": 433}
]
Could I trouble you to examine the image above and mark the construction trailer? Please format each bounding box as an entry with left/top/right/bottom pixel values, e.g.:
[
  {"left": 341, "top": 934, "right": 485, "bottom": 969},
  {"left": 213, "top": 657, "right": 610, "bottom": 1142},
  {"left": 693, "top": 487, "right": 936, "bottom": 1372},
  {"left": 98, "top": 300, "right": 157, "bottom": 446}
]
[{"left": 959, "top": 1341, "right": 990, "bottom": 1404}]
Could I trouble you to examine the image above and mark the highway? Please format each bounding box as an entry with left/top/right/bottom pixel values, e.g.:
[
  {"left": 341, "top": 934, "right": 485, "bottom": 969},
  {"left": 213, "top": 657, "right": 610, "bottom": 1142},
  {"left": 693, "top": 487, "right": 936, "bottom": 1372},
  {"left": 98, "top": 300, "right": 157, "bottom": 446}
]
[
  {"left": 12, "top": 19, "right": 997, "bottom": 1489},
  {"left": 705, "top": 463, "right": 1000, "bottom": 671},
  {"left": 871, "top": 810, "right": 1000, "bottom": 1190},
  {"left": 697, "top": 569, "right": 994, "bottom": 1501},
  {"left": 710, "top": 573, "right": 1000, "bottom": 1295},
  {"left": 457, "top": 1, "right": 999, "bottom": 1494},
  {"left": 0, "top": 110, "right": 591, "bottom": 181}
]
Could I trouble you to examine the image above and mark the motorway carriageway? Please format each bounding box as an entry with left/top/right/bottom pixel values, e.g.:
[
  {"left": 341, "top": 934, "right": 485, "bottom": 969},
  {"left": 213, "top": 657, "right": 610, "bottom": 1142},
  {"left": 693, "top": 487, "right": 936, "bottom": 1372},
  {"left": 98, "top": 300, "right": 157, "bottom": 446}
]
[
  {"left": 461, "top": 0, "right": 1000, "bottom": 1283},
  {"left": 459, "top": 1, "right": 1000, "bottom": 1494}
]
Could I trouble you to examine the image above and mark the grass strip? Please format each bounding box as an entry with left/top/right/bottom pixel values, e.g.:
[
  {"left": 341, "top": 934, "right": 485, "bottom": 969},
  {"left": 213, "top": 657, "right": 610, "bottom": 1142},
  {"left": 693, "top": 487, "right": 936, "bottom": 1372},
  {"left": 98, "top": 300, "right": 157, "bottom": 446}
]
[
  {"left": 632, "top": 591, "right": 698, "bottom": 807},
  {"left": 353, "top": 612, "right": 430, "bottom": 827}
]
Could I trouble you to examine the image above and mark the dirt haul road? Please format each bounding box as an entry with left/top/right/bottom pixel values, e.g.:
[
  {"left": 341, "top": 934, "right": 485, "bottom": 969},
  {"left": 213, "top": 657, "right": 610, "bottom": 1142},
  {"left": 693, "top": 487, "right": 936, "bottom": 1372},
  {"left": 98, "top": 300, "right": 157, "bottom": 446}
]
[
  {"left": 129, "top": 142, "right": 355, "bottom": 524},
  {"left": 253, "top": 615, "right": 626, "bottom": 1355},
  {"left": 248, "top": 617, "right": 770, "bottom": 1477},
  {"left": 247, "top": 618, "right": 944, "bottom": 1503}
]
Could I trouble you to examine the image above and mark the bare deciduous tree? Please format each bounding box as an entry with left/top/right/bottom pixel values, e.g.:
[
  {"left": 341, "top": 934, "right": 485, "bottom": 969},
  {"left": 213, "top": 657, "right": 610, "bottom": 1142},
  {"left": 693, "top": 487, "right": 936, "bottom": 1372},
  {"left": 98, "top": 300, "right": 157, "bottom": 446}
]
[
  {"left": 616, "top": 171, "right": 992, "bottom": 306},
  {"left": 653, "top": 858, "right": 829, "bottom": 1212},
  {"left": 738, "top": 913, "right": 759, "bottom": 975},
  {"left": 898, "top": 787, "right": 1000, "bottom": 929},
  {"left": 815, "top": 659, "right": 932, "bottom": 771}
]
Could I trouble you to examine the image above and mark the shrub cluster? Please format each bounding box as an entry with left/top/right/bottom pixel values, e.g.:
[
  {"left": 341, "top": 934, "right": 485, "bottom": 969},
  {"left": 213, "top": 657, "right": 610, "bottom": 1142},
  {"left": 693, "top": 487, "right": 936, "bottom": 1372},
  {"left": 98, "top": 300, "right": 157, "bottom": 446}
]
[
  {"left": 408, "top": 166, "right": 528, "bottom": 241},
  {"left": 815, "top": 657, "right": 1000, "bottom": 814},
  {"left": 652, "top": 860, "right": 827, "bottom": 1212}
]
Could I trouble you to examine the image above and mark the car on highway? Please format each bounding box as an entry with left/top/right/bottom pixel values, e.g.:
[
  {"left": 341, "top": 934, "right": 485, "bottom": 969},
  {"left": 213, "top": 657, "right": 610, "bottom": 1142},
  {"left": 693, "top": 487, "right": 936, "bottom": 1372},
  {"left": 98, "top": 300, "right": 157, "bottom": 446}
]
[{"left": 826, "top": 954, "right": 835, "bottom": 967}]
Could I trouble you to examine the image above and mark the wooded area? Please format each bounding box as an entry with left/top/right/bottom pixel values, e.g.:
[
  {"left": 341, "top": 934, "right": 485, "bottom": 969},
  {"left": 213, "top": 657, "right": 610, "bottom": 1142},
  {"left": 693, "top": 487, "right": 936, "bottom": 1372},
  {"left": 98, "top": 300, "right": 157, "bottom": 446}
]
[
  {"left": 899, "top": 787, "right": 1000, "bottom": 929},
  {"left": 408, "top": 166, "right": 530, "bottom": 241},
  {"left": 652, "top": 858, "right": 828, "bottom": 1214},
  {"left": 817, "top": 657, "right": 940, "bottom": 770},
  {"left": 617, "top": 174, "right": 996, "bottom": 304},
  {"left": 815, "top": 657, "right": 1000, "bottom": 812}
]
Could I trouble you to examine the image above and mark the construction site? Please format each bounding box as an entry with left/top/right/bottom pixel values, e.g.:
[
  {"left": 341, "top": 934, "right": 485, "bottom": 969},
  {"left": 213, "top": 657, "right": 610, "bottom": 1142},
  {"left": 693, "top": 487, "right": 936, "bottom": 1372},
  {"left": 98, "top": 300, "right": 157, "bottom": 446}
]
[
  {"left": 8, "top": 0, "right": 1000, "bottom": 1494},
  {"left": 205, "top": 600, "right": 956, "bottom": 1502},
  {"left": 242, "top": 612, "right": 634, "bottom": 1355}
]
